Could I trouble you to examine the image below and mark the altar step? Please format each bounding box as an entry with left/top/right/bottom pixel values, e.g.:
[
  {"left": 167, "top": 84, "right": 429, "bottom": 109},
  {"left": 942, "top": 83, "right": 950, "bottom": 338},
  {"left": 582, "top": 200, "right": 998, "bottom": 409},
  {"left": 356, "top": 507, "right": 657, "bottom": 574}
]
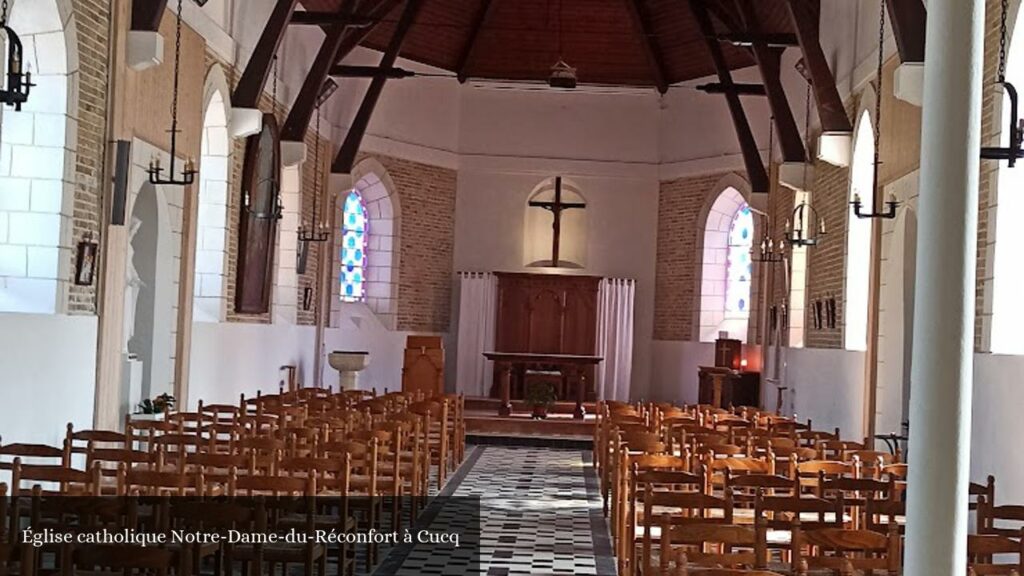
[
  {"left": 465, "top": 397, "right": 597, "bottom": 449},
  {"left": 464, "top": 397, "right": 599, "bottom": 415}
]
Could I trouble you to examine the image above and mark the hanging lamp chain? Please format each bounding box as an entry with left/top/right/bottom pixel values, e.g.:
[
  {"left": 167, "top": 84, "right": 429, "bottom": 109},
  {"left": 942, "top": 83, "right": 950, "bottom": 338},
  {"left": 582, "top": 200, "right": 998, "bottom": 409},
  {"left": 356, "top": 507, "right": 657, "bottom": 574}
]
[
  {"left": 273, "top": 55, "right": 280, "bottom": 121},
  {"left": 313, "top": 104, "right": 322, "bottom": 228},
  {"left": 1, "top": 0, "right": 9, "bottom": 25},
  {"left": 874, "top": 0, "right": 884, "bottom": 178},
  {"left": 1000, "top": 0, "right": 1010, "bottom": 82},
  {"left": 170, "top": 0, "right": 183, "bottom": 142}
]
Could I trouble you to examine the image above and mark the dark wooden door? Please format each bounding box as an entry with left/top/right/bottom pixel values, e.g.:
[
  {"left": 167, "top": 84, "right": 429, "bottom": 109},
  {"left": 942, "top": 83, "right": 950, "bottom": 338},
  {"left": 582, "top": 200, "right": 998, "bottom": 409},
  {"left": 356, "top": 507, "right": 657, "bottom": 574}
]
[{"left": 235, "top": 114, "right": 281, "bottom": 314}]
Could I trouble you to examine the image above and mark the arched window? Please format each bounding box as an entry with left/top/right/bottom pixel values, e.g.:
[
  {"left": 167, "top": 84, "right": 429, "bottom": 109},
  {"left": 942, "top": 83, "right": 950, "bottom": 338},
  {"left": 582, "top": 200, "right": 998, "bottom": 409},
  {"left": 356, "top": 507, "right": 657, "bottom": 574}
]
[
  {"left": 340, "top": 190, "right": 368, "bottom": 302},
  {"left": 991, "top": 11, "right": 1024, "bottom": 354},
  {"left": 845, "top": 110, "right": 875, "bottom": 351},
  {"left": 699, "top": 185, "right": 753, "bottom": 343},
  {"left": 0, "top": 0, "right": 76, "bottom": 314},
  {"left": 335, "top": 162, "right": 400, "bottom": 327},
  {"left": 726, "top": 204, "right": 754, "bottom": 317},
  {"left": 192, "top": 89, "right": 230, "bottom": 323}
]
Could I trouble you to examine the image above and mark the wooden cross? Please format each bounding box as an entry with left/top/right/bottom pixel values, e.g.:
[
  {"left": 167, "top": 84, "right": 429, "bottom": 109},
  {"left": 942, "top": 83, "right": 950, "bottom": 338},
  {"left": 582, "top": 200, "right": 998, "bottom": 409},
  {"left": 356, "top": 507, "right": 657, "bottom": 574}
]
[{"left": 528, "top": 176, "right": 586, "bottom": 267}]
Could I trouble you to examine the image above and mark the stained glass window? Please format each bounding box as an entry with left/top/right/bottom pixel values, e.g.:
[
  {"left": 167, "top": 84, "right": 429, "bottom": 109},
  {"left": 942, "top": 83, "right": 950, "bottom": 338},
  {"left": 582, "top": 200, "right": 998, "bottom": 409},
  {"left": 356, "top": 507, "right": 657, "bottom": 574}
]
[
  {"left": 726, "top": 203, "right": 754, "bottom": 316},
  {"left": 340, "top": 190, "right": 368, "bottom": 302}
]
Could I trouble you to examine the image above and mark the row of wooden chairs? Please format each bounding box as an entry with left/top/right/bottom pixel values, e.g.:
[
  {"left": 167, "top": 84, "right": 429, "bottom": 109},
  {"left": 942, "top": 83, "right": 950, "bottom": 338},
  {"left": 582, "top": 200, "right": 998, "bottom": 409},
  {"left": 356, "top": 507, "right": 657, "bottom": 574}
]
[
  {"left": 0, "top": 387, "right": 468, "bottom": 575},
  {"left": 595, "top": 400, "right": 1020, "bottom": 576}
]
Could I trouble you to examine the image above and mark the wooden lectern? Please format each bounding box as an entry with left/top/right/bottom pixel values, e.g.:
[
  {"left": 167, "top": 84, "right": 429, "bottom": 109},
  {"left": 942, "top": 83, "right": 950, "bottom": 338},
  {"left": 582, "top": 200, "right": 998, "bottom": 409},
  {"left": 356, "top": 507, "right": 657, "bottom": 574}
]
[{"left": 402, "top": 335, "right": 444, "bottom": 397}]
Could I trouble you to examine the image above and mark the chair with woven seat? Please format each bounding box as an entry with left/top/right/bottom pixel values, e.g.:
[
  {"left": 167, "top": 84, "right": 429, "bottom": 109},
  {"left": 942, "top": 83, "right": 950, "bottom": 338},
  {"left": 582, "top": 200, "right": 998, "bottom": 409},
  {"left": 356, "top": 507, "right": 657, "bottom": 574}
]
[{"left": 661, "top": 523, "right": 768, "bottom": 575}]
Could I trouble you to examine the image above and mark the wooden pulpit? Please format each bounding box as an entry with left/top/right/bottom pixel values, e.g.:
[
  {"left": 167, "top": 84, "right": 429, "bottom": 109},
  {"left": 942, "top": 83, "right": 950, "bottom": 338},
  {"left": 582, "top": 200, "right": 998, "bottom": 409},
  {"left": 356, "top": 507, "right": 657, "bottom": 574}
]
[{"left": 402, "top": 335, "right": 444, "bottom": 398}]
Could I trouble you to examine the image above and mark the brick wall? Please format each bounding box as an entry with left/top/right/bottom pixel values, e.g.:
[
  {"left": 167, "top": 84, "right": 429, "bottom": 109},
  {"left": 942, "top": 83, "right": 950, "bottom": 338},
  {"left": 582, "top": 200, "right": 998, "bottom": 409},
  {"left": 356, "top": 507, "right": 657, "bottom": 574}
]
[
  {"left": 67, "top": 0, "right": 112, "bottom": 315},
  {"left": 653, "top": 171, "right": 734, "bottom": 341},
  {"left": 354, "top": 154, "right": 456, "bottom": 333}
]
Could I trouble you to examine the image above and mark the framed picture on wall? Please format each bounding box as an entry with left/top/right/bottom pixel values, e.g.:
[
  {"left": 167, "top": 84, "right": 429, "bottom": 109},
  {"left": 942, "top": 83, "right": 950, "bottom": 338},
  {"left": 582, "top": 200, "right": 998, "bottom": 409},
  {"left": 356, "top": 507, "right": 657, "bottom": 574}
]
[{"left": 75, "top": 238, "right": 99, "bottom": 286}]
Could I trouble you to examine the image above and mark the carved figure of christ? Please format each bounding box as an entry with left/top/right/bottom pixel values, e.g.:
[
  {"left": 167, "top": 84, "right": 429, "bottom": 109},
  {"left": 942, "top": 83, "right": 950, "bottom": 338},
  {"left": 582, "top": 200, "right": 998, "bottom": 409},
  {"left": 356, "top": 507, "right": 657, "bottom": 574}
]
[{"left": 527, "top": 176, "right": 586, "bottom": 267}]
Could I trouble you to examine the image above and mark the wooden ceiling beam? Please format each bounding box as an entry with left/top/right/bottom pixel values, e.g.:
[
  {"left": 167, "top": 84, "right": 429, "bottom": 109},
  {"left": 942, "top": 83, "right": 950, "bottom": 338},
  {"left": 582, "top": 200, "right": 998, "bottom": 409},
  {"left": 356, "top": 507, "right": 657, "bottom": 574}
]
[
  {"left": 786, "top": 0, "right": 853, "bottom": 133},
  {"left": 624, "top": 0, "right": 670, "bottom": 94},
  {"left": 455, "top": 0, "right": 496, "bottom": 83},
  {"left": 688, "top": 0, "right": 769, "bottom": 193},
  {"left": 333, "top": 0, "right": 406, "bottom": 63},
  {"left": 288, "top": 11, "right": 376, "bottom": 27},
  {"left": 884, "top": 0, "right": 927, "bottom": 63},
  {"left": 736, "top": 0, "right": 806, "bottom": 163},
  {"left": 233, "top": 0, "right": 300, "bottom": 109},
  {"left": 333, "top": 0, "right": 425, "bottom": 173},
  {"left": 696, "top": 82, "right": 766, "bottom": 96},
  {"left": 131, "top": 0, "right": 168, "bottom": 31},
  {"left": 280, "top": 0, "right": 360, "bottom": 143}
]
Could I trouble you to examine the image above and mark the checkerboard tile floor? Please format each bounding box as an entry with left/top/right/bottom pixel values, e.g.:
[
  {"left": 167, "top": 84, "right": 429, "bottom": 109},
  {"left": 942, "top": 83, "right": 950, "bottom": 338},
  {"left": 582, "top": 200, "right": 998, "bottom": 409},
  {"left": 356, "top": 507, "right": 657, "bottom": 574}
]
[{"left": 378, "top": 446, "right": 615, "bottom": 575}]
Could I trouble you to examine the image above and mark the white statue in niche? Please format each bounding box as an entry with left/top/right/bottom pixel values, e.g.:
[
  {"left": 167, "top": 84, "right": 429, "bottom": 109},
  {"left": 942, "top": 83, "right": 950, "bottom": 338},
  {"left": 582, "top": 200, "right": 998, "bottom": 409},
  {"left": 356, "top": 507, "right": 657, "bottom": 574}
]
[{"left": 124, "top": 217, "right": 144, "bottom": 354}]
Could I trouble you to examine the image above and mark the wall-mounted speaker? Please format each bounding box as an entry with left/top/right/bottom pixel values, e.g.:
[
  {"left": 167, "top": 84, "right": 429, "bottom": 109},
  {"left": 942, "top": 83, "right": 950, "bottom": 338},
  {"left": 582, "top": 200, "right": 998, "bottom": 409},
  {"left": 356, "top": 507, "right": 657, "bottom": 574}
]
[{"left": 111, "top": 140, "right": 131, "bottom": 226}]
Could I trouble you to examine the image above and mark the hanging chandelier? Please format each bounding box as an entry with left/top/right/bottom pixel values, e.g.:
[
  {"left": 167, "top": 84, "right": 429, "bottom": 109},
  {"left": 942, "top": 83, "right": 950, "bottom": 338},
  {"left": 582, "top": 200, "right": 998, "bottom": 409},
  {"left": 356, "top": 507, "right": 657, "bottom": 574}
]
[
  {"left": 147, "top": 0, "right": 196, "bottom": 186},
  {"left": 981, "top": 0, "right": 1024, "bottom": 166},
  {"left": 851, "top": 0, "right": 899, "bottom": 220},
  {"left": 298, "top": 100, "right": 331, "bottom": 244},
  {"left": 244, "top": 55, "right": 283, "bottom": 220},
  {"left": 0, "top": 0, "right": 32, "bottom": 110},
  {"left": 752, "top": 121, "right": 784, "bottom": 264},
  {"left": 784, "top": 201, "right": 826, "bottom": 248}
]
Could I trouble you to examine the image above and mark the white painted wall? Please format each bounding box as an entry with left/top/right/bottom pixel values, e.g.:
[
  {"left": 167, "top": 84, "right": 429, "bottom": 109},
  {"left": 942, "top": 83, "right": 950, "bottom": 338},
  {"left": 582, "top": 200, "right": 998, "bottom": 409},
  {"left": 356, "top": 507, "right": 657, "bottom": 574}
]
[{"left": 0, "top": 314, "right": 96, "bottom": 446}]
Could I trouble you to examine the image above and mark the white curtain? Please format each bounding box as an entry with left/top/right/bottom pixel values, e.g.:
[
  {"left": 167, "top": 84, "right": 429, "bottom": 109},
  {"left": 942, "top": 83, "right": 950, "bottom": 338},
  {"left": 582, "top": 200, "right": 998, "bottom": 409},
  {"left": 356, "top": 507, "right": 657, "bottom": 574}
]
[
  {"left": 595, "top": 278, "right": 635, "bottom": 402},
  {"left": 455, "top": 272, "right": 498, "bottom": 397}
]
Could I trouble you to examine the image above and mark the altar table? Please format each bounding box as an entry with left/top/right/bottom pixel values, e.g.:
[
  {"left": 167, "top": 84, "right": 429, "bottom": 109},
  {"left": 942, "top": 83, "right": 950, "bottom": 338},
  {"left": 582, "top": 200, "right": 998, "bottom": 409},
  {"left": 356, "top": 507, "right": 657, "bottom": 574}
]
[{"left": 483, "top": 352, "right": 603, "bottom": 419}]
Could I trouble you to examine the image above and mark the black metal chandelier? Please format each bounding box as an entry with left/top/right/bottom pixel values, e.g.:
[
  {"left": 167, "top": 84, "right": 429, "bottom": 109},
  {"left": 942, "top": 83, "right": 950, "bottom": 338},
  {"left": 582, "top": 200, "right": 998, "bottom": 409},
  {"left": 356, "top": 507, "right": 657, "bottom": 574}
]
[
  {"left": 753, "top": 234, "right": 785, "bottom": 263},
  {"left": 851, "top": 0, "right": 899, "bottom": 220},
  {"left": 147, "top": 0, "right": 196, "bottom": 186},
  {"left": 298, "top": 97, "right": 332, "bottom": 244},
  {"left": 785, "top": 201, "right": 826, "bottom": 248},
  {"left": 981, "top": 0, "right": 1024, "bottom": 166},
  {"left": 0, "top": 0, "right": 33, "bottom": 110}
]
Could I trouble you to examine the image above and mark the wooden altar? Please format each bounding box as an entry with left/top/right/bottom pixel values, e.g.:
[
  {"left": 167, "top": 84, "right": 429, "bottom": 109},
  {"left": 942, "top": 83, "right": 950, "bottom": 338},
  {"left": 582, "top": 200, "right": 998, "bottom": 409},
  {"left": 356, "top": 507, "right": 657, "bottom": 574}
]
[
  {"left": 491, "top": 272, "right": 601, "bottom": 402},
  {"left": 483, "top": 352, "right": 603, "bottom": 419}
]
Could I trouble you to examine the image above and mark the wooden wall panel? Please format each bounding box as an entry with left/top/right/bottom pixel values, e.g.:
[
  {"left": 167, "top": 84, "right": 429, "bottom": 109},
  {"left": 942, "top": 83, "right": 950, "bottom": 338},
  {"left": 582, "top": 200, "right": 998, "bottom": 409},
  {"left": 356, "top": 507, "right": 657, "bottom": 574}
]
[{"left": 495, "top": 272, "right": 600, "bottom": 355}]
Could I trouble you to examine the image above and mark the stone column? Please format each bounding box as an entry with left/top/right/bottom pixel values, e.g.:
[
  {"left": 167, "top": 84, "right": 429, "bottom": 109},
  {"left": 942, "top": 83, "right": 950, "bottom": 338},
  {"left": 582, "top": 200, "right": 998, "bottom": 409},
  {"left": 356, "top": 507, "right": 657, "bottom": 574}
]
[{"left": 904, "top": 0, "right": 984, "bottom": 574}]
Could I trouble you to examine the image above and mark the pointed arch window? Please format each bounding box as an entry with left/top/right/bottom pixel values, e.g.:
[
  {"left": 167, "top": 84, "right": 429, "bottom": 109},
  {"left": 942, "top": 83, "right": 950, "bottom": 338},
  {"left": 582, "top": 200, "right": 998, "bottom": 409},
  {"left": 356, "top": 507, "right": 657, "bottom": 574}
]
[
  {"left": 726, "top": 204, "right": 754, "bottom": 317},
  {"left": 340, "top": 190, "right": 368, "bottom": 302}
]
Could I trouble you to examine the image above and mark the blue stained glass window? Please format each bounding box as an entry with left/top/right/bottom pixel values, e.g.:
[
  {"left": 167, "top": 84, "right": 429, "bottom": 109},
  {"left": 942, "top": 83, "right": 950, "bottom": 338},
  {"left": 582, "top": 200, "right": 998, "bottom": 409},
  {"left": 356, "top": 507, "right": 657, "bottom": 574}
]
[
  {"left": 340, "top": 190, "right": 368, "bottom": 302},
  {"left": 726, "top": 203, "right": 754, "bottom": 315}
]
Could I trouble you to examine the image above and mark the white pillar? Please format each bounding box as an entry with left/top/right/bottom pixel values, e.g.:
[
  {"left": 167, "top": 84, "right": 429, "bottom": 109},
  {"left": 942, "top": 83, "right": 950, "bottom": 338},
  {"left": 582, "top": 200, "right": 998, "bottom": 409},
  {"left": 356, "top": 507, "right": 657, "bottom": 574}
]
[{"left": 905, "top": 0, "right": 984, "bottom": 575}]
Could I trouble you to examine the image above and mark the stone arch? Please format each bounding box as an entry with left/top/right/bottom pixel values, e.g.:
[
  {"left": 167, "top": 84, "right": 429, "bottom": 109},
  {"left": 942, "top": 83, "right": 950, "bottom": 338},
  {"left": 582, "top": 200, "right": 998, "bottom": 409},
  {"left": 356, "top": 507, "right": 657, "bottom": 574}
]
[
  {"left": 693, "top": 173, "right": 752, "bottom": 343},
  {"left": 845, "top": 88, "right": 877, "bottom": 352},
  {"left": 0, "top": 0, "right": 79, "bottom": 314},
  {"left": 192, "top": 66, "right": 231, "bottom": 323},
  {"left": 127, "top": 181, "right": 176, "bottom": 401},
  {"left": 337, "top": 158, "right": 400, "bottom": 328}
]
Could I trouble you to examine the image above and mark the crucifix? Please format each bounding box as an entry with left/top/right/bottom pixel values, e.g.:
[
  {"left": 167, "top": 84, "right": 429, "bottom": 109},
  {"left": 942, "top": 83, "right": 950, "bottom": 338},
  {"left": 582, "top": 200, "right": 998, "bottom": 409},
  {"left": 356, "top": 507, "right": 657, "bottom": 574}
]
[{"left": 528, "top": 176, "right": 586, "bottom": 267}]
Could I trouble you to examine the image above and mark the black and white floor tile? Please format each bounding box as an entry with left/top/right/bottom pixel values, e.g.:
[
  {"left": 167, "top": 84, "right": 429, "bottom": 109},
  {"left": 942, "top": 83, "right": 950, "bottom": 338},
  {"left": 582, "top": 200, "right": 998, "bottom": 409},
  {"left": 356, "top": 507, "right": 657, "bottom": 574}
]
[{"left": 376, "top": 446, "right": 616, "bottom": 576}]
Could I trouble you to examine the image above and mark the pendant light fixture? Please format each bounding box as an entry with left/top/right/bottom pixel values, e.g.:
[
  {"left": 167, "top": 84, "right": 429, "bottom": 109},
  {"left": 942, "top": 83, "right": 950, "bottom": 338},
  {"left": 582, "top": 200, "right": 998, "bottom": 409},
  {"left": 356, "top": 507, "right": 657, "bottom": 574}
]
[
  {"left": 753, "top": 120, "right": 784, "bottom": 264},
  {"left": 298, "top": 97, "right": 331, "bottom": 244},
  {"left": 548, "top": 0, "right": 577, "bottom": 89},
  {"left": 785, "top": 82, "right": 827, "bottom": 248},
  {"left": 851, "top": 0, "right": 899, "bottom": 220},
  {"left": 244, "top": 55, "right": 284, "bottom": 220},
  {"left": 147, "top": 0, "right": 197, "bottom": 186},
  {"left": 981, "top": 0, "right": 1024, "bottom": 166},
  {"left": 0, "top": 0, "right": 32, "bottom": 110}
]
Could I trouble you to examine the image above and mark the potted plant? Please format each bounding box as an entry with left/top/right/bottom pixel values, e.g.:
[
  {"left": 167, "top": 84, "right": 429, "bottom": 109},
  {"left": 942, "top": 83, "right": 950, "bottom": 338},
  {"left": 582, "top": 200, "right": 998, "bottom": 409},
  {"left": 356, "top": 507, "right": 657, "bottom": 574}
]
[
  {"left": 524, "top": 381, "right": 557, "bottom": 419},
  {"left": 134, "top": 393, "right": 175, "bottom": 420}
]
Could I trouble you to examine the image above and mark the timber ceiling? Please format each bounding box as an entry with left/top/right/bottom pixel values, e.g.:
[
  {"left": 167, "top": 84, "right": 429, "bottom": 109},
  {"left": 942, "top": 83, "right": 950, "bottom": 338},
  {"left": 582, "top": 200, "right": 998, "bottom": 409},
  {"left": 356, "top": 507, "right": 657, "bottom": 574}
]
[{"left": 299, "top": 0, "right": 798, "bottom": 89}]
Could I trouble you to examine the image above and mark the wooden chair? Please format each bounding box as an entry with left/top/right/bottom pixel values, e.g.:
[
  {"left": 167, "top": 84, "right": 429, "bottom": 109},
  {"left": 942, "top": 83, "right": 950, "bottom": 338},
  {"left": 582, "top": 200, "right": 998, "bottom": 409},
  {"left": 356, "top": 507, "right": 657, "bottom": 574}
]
[
  {"left": 795, "top": 526, "right": 901, "bottom": 576},
  {"left": 8, "top": 458, "right": 100, "bottom": 496},
  {"left": 967, "top": 531, "right": 1024, "bottom": 575},
  {"left": 979, "top": 498, "right": 1024, "bottom": 539},
  {"left": 408, "top": 400, "right": 449, "bottom": 490},
  {"left": 169, "top": 497, "right": 266, "bottom": 576},
  {"left": 793, "top": 460, "right": 857, "bottom": 495},
  {"left": 754, "top": 490, "right": 845, "bottom": 570},
  {"left": 661, "top": 523, "right": 768, "bottom": 575},
  {"left": 62, "top": 424, "right": 125, "bottom": 467},
  {"left": 632, "top": 487, "right": 735, "bottom": 576},
  {"left": 117, "top": 465, "right": 207, "bottom": 497},
  {"left": 0, "top": 483, "right": 34, "bottom": 576},
  {"left": 66, "top": 544, "right": 187, "bottom": 576},
  {"left": 673, "top": 569, "right": 786, "bottom": 576}
]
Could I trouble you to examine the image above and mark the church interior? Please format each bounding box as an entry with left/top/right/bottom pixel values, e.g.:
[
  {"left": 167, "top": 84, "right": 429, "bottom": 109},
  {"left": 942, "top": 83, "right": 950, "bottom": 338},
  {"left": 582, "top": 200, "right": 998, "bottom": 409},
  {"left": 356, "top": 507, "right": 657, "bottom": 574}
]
[{"left": 0, "top": 0, "right": 1015, "bottom": 574}]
